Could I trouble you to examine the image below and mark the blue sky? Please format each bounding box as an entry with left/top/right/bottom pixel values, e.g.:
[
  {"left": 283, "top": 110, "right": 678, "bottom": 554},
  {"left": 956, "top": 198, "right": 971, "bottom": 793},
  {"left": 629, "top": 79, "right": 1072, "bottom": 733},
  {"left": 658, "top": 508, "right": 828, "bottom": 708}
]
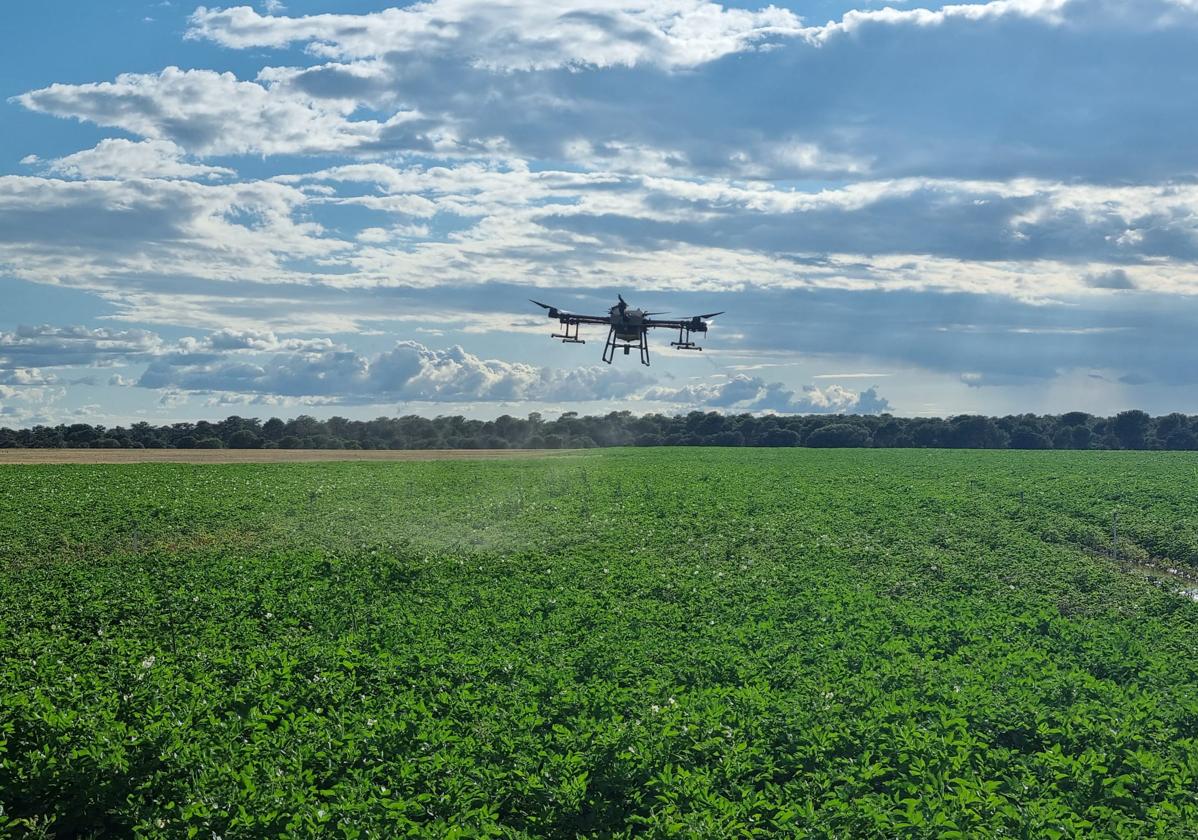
[{"left": 4, "top": 0, "right": 1198, "bottom": 426}]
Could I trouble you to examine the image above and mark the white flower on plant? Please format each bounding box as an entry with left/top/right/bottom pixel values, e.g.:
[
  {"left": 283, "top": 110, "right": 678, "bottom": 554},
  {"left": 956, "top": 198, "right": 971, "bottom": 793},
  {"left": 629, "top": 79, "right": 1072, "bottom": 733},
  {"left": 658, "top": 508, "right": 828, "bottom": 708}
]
[{"left": 141, "top": 655, "right": 156, "bottom": 669}]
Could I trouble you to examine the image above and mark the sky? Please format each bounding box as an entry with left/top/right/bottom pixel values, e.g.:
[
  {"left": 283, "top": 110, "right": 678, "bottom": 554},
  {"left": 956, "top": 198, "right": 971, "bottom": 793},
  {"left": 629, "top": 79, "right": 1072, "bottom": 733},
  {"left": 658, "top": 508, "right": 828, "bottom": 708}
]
[{"left": 3, "top": 0, "right": 1198, "bottom": 426}]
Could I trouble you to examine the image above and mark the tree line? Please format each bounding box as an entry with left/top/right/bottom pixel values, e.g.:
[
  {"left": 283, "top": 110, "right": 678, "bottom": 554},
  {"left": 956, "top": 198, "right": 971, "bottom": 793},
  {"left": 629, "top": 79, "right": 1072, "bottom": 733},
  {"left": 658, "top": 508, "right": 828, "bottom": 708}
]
[{"left": 1, "top": 409, "right": 1196, "bottom": 450}]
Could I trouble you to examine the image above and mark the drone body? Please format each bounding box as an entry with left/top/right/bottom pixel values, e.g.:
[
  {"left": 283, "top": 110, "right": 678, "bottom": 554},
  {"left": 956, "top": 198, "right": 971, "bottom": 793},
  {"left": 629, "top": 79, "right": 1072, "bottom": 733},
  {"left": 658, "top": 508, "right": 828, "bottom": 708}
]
[{"left": 530, "top": 295, "right": 722, "bottom": 366}]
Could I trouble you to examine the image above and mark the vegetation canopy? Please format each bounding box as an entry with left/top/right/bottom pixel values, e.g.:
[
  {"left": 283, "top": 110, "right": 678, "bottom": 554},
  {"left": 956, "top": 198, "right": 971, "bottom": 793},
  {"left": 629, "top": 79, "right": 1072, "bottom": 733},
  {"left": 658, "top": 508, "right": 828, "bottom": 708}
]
[
  {"left": 1, "top": 409, "right": 1196, "bottom": 451},
  {"left": 3, "top": 449, "right": 1198, "bottom": 836}
]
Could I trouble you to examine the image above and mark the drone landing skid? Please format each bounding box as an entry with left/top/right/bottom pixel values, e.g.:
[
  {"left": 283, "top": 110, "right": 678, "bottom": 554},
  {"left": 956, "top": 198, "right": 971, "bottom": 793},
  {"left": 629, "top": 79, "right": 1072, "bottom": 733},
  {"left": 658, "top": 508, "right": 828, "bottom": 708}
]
[
  {"left": 669, "top": 323, "right": 704, "bottom": 352},
  {"left": 602, "top": 326, "right": 650, "bottom": 366},
  {"left": 552, "top": 320, "right": 585, "bottom": 344}
]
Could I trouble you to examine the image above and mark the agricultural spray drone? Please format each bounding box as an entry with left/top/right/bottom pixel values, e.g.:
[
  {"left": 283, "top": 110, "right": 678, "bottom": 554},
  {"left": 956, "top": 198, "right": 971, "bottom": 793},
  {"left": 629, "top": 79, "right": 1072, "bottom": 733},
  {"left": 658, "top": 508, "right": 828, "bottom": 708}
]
[{"left": 530, "top": 295, "right": 723, "bottom": 367}]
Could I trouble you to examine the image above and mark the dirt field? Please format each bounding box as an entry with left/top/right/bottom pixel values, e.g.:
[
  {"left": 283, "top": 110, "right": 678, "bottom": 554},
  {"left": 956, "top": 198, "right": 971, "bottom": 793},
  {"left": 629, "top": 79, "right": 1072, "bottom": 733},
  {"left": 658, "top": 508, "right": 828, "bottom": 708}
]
[{"left": 0, "top": 448, "right": 580, "bottom": 465}]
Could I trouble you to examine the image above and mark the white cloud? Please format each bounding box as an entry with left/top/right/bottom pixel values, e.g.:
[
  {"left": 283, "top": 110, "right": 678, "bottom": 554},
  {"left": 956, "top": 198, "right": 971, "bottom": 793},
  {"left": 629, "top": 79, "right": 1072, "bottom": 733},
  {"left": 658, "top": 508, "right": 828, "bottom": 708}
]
[
  {"left": 137, "top": 339, "right": 651, "bottom": 403},
  {"left": 158, "top": 389, "right": 189, "bottom": 408},
  {"left": 0, "top": 368, "right": 57, "bottom": 385},
  {"left": 0, "top": 324, "right": 162, "bottom": 369},
  {"left": 645, "top": 373, "right": 892, "bottom": 413},
  {"left": 187, "top": 2, "right": 803, "bottom": 71},
  {"left": 36, "top": 139, "right": 235, "bottom": 181},
  {"left": 177, "top": 328, "right": 337, "bottom": 354},
  {"left": 8, "top": 162, "right": 1198, "bottom": 340},
  {"left": 15, "top": 67, "right": 428, "bottom": 157},
  {"left": 0, "top": 175, "right": 344, "bottom": 290},
  {"left": 810, "top": 0, "right": 1070, "bottom": 43}
]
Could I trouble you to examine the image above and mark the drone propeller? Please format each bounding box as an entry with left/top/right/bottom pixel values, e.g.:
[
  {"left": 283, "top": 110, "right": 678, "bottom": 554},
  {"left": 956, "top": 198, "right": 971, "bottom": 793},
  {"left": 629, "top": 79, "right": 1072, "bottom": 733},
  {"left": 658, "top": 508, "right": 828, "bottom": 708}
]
[
  {"left": 529, "top": 299, "right": 552, "bottom": 309},
  {"left": 644, "top": 311, "right": 669, "bottom": 316},
  {"left": 697, "top": 312, "right": 724, "bottom": 320}
]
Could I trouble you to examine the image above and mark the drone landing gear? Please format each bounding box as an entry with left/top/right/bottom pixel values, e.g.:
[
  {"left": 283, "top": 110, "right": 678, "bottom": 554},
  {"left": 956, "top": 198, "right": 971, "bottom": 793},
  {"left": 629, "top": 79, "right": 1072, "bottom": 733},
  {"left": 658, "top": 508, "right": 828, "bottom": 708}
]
[
  {"left": 602, "top": 326, "right": 650, "bottom": 366},
  {"left": 669, "top": 322, "right": 704, "bottom": 352},
  {"left": 552, "top": 319, "right": 585, "bottom": 344}
]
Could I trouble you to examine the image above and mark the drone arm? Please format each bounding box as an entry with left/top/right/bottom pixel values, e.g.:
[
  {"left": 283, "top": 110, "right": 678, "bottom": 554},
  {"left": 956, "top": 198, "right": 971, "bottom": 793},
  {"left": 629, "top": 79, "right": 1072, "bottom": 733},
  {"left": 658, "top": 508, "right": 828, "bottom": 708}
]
[{"left": 645, "top": 312, "right": 722, "bottom": 351}]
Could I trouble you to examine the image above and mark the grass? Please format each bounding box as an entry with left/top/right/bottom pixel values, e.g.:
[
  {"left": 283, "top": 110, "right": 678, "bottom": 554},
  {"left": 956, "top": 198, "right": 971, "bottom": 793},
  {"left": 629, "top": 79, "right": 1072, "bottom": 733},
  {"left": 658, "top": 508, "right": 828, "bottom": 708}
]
[{"left": 3, "top": 449, "right": 1198, "bottom": 837}]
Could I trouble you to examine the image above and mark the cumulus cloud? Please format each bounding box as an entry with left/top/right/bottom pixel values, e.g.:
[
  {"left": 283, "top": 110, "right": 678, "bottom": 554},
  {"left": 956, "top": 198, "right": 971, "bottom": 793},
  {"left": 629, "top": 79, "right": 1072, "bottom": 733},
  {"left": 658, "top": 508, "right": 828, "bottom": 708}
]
[
  {"left": 187, "top": 2, "right": 803, "bottom": 71},
  {"left": 15, "top": 67, "right": 434, "bottom": 157},
  {"left": 14, "top": 0, "right": 1188, "bottom": 183},
  {"left": 0, "top": 175, "right": 343, "bottom": 290},
  {"left": 8, "top": 161, "right": 1198, "bottom": 344},
  {"left": 0, "top": 368, "right": 57, "bottom": 385},
  {"left": 1084, "top": 268, "right": 1136, "bottom": 290},
  {"left": 158, "top": 389, "right": 189, "bottom": 408},
  {"left": 0, "top": 325, "right": 161, "bottom": 369},
  {"left": 137, "top": 339, "right": 651, "bottom": 403},
  {"left": 177, "top": 329, "right": 337, "bottom": 355},
  {"left": 30, "top": 139, "right": 235, "bottom": 181},
  {"left": 10, "top": 0, "right": 1198, "bottom": 417},
  {"left": 645, "top": 374, "right": 892, "bottom": 414}
]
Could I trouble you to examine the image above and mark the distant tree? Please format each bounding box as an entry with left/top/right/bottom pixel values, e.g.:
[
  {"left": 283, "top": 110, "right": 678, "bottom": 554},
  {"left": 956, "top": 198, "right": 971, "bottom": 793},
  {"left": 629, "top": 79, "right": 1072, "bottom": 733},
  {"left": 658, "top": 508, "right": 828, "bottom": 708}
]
[
  {"left": 760, "top": 428, "right": 800, "bottom": 447},
  {"left": 1052, "top": 427, "right": 1076, "bottom": 449},
  {"left": 228, "top": 430, "right": 263, "bottom": 449},
  {"left": 194, "top": 437, "right": 224, "bottom": 449},
  {"left": 285, "top": 415, "right": 322, "bottom": 439},
  {"left": 1008, "top": 425, "right": 1052, "bottom": 449},
  {"left": 948, "top": 415, "right": 1007, "bottom": 449},
  {"left": 1165, "top": 427, "right": 1198, "bottom": 450},
  {"left": 806, "top": 423, "right": 871, "bottom": 448},
  {"left": 1070, "top": 425, "right": 1093, "bottom": 450},
  {"left": 910, "top": 419, "right": 948, "bottom": 448},
  {"left": 872, "top": 419, "right": 905, "bottom": 447},
  {"left": 262, "top": 418, "right": 286, "bottom": 441},
  {"left": 1158, "top": 414, "right": 1198, "bottom": 450},
  {"left": 65, "top": 423, "right": 101, "bottom": 447},
  {"left": 1113, "top": 410, "right": 1152, "bottom": 450},
  {"left": 711, "top": 430, "right": 745, "bottom": 447},
  {"left": 11, "top": 410, "right": 1198, "bottom": 452}
]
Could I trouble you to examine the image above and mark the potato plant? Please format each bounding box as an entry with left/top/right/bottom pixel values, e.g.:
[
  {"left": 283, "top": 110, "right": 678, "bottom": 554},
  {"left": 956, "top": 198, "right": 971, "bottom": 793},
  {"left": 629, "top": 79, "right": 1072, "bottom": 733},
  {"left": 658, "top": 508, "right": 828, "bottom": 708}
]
[{"left": 3, "top": 450, "right": 1198, "bottom": 837}]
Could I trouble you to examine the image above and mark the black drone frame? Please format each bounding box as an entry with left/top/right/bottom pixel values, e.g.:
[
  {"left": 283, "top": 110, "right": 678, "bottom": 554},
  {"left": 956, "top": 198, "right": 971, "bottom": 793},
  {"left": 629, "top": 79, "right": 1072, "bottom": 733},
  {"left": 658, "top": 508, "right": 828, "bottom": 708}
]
[
  {"left": 603, "top": 326, "right": 651, "bottom": 365},
  {"left": 533, "top": 299, "right": 722, "bottom": 368}
]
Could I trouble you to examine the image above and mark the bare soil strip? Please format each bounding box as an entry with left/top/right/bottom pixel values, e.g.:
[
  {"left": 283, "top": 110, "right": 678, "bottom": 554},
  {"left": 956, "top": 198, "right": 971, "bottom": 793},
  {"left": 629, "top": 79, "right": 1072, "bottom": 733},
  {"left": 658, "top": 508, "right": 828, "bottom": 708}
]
[{"left": 0, "top": 448, "right": 580, "bottom": 465}]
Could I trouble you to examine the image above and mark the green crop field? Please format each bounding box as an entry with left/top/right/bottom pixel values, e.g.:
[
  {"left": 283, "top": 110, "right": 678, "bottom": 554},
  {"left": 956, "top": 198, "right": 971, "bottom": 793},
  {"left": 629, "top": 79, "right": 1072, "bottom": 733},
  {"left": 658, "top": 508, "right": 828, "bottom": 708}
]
[{"left": 4, "top": 449, "right": 1198, "bottom": 838}]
